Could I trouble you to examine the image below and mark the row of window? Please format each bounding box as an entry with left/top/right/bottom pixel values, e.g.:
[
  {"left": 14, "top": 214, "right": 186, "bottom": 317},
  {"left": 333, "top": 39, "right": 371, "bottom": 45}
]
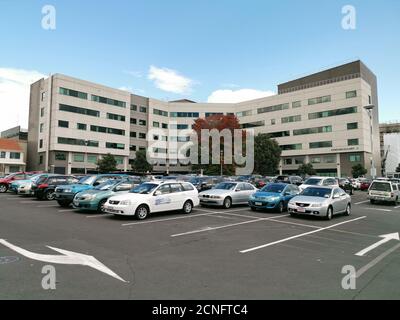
[
  {"left": 280, "top": 139, "right": 359, "bottom": 151},
  {"left": 56, "top": 137, "right": 126, "bottom": 150},
  {"left": 170, "top": 112, "right": 200, "bottom": 118},
  {"left": 131, "top": 105, "right": 147, "bottom": 113},
  {"left": 0, "top": 151, "right": 21, "bottom": 159},
  {"left": 60, "top": 88, "right": 126, "bottom": 108},
  {"left": 153, "top": 121, "right": 169, "bottom": 129},
  {"left": 130, "top": 118, "right": 147, "bottom": 126},
  {"left": 58, "top": 120, "right": 125, "bottom": 136},
  {"left": 130, "top": 132, "right": 147, "bottom": 139},
  {"left": 153, "top": 109, "right": 169, "bottom": 117}
]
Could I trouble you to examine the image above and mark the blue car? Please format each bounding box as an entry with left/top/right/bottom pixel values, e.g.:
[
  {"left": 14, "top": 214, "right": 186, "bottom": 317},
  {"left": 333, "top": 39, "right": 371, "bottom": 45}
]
[
  {"left": 54, "top": 174, "right": 129, "bottom": 207},
  {"left": 248, "top": 183, "right": 300, "bottom": 213}
]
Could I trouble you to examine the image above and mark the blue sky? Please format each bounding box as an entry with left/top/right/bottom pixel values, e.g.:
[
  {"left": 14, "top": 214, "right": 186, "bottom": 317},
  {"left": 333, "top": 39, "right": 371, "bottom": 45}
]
[{"left": 0, "top": 0, "right": 399, "bottom": 131}]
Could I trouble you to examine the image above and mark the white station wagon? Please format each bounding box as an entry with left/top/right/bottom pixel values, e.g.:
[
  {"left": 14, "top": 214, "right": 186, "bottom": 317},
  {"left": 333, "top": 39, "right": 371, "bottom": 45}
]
[{"left": 104, "top": 181, "right": 199, "bottom": 220}]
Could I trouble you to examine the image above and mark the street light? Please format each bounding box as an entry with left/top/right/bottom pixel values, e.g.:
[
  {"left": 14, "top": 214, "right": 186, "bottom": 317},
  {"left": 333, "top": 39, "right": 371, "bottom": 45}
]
[
  {"left": 364, "top": 105, "right": 376, "bottom": 179},
  {"left": 84, "top": 140, "right": 89, "bottom": 175},
  {"left": 220, "top": 150, "right": 224, "bottom": 177}
]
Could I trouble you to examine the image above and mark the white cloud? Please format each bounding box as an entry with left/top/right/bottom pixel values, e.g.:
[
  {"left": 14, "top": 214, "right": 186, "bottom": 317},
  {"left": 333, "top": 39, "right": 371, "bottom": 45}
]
[
  {"left": 148, "top": 65, "right": 193, "bottom": 94},
  {"left": 124, "top": 70, "right": 143, "bottom": 78},
  {"left": 0, "top": 68, "right": 45, "bottom": 132},
  {"left": 207, "top": 88, "right": 275, "bottom": 103}
]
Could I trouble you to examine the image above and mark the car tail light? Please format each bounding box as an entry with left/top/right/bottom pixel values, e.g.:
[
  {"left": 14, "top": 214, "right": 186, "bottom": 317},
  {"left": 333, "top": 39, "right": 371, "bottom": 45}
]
[{"left": 38, "top": 184, "right": 48, "bottom": 189}]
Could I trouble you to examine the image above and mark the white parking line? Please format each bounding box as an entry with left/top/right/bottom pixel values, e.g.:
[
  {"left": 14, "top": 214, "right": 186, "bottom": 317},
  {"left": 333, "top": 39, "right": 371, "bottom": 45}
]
[
  {"left": 121, "top": 208, "right": 248, "bottom": 227},
  {"left": 240, "top": 216, "right": 367, "bottom": 253},
  {"left": 171, "top": 214, "right": 289, "bottom": 237},
  {"left": 20, "top": 201, "right": 39, "bottom": 204},
  {"left": 355, "top": 200, "right": 370, "bottom": 205},
  {"left": 58, "top": 209, "right": 75, "bottom": 212},
  {"left": 364, "top": 208, "right": 392, "bottom": 212},
  {"left": 37, "top": 205, "right": 59, "bottom": 208},
  {"left": 86, "top": 213, "right": 114, "bottom": 218},
  {"left": 394, "top": 206, "right": 400, "bottom": 209}
]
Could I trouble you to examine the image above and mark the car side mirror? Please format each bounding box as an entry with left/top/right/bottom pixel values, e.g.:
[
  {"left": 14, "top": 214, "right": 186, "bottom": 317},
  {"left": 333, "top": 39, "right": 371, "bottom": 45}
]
[
  {"left": 284, "top": 192, "right": 290, "bottom": 196},
  {"left": 333, "top": 194, "right": 340, "bottom": 199}
]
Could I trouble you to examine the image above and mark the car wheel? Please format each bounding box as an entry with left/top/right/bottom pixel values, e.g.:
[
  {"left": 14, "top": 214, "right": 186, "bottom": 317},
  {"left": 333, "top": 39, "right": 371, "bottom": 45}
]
[
  {"left": 277, "top": 201, "right": 284, "bottom": 213},
  {"left": 57, "top": 200, "right": 70, "bottom": 208},
  {"left": 290, "top": 212, "right": 297, "bottom": 217},
  {"left": 135, "top": 205, "right": 149, "bottom": 220},
  {"left": 370, "top": 199, "right": 375, "bottom": 205},
  {"left": 45, "top": 190, "right": 56, "bottom": 201},
  {"left": 223, "top": 197, "right": 232, "bottom": 209},
  {"left": 326, "top": 206, "right": 333, "bottom": 220},
  {"left": 250, "top": 207, "right": 257, "bottom": 211},
  {"left": 0, "top": 184, "right": 8, "bottom": 193},
  {"left": 344, "top": 204, "right": 351, "bottom": 216},
  {"left": 97, "top": 199, "right": 107, "bottom": 213},
  {"left": 182, "top": 200, "right": 193, "bottom": 214}
]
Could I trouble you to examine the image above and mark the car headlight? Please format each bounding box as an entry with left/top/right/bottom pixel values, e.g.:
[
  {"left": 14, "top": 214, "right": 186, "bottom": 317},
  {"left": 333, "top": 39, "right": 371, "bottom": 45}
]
[
  {"left": 267, "top": 196, "right": 280, "bottom": 202},
  {"left": 63, "top": 189, "right": 72, "bottom": 193},
  {"left": 210, "top": 195, "right": 222, "bottom": 199},
  {"left": 119, "top": 200, "right": 132, "bottom": 206},
  {"left": 81, "top": 194, "right": 96, "bottom": 200},
  {"left": 311, "top": 203, "right": 323, "bottom": 207}
]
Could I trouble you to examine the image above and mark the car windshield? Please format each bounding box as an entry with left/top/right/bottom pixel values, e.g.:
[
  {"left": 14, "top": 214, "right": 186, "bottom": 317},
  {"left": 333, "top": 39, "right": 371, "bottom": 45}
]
[
  {"left": 130, "top": 183, "right": 158, "bottom": 194},
  {"left": 31, "top": 175, "right": 45, "bottom": 183},
  {"left": 78, "top": 176, "right": 96, "bottom": 185},
  {"left": 304, "top": 178, "right": 322, "bottom": 185},
  {"left": 301, "top": 187, "right": 332, "bottom": 198},
  {"left": 94, "top": 180, "right": 118, "bottom": 191},
  {"left": 261, "top": 184, "right": 285, "bottom": 194},
  {"left": 214, "top": 182, "right": 237, "bottom": 190},
  {"left": 189, "top": 178, "right": 201, "bottom": 184},
  {"left": 370, "top": 182, "right": 392, "bottom": 192}
]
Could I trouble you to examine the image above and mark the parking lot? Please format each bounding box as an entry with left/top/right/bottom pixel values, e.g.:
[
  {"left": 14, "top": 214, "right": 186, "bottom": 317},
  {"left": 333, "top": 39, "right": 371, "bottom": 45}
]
[{"left": 1, "top": 190, "right": 400, "bottom": 299}]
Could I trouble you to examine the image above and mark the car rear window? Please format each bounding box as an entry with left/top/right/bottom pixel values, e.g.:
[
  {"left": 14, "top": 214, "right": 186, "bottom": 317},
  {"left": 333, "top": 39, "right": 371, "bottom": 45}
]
[
  {"left": 370, "top": 182, "right": 392, "bottom": 192},
  {"left": 304, "top": 178, "right": 322, "bottom": 185}
]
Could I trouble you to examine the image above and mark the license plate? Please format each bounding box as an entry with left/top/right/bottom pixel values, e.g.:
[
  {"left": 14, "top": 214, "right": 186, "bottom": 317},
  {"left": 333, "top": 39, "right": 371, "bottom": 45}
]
[
  {"left": 255, "top": 202, "right": 263, "bottom": 206},
  {"left": 297, "top": 207, "right": 306, "bottom": 213},
  {"left": 106, "top": 208, "right": 118, "bottom": 213}
]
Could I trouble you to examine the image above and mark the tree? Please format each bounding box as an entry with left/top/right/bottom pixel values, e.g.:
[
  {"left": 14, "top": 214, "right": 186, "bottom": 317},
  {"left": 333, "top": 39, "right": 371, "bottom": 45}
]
[
  {"left": 254, "top": 134, "right": 281, "bottom": 175},
  {"left": 191, "top": 114, "right": 242, "bottom": 175},
  {"left": 298, "top": 163, "right": 317, "bottom": 177},
  {"left": 97, "top": 153, "right": 117, "bottom": 173},
  {"left": 352, "top": 164, "right": 367, "bottom": 178},
  {"left": 131, "top": 149, "right": 152, "bottom": 173},
  {"left": 396, "top": 163, "right": 400, "bottom": 173}
]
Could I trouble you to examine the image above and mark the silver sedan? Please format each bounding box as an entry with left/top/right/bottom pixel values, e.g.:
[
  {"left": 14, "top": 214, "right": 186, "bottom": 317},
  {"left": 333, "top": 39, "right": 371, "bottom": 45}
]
[
  {"left": 199, "top": 182, "right": 257, "bottom": 209},
  {"left": 288, "top": 186, "right": 351, "bottom": 220}
]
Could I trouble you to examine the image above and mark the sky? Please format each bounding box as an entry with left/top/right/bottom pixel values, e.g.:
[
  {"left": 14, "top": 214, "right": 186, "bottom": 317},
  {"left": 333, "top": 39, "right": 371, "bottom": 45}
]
[{"left": 0, "top": 0, "right": 399, "bottom": 131}]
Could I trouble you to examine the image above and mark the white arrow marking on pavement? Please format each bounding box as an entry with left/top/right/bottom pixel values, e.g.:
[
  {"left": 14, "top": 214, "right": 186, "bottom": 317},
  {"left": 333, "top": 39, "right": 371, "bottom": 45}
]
[
  {"left": 0, "top": 239, "right": 126, "bottom": 282},
  {"left": 355, "top": 233, "right": 400, "bottom": 257}
]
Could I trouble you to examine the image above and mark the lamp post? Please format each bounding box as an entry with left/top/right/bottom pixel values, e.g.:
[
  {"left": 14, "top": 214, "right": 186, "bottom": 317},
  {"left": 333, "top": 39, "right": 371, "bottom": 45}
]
[
  {"left": 84, "top": 140, "right": 89, "bottom": 175},
  {"left": 364, "top": 105, "right": 376, "bottom": 179},
  {"left": 220, "top": 150, "right": 224, "bottom": 177}
]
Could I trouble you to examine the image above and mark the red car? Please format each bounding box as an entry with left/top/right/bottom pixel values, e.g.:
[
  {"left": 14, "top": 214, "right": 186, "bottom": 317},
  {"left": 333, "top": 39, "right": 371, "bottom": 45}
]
[
  {"left": 0, "top": 172, "right": 41, "bottom": 193},
  {"left": 359, "top": 179, "right": 372, "bottom": 191}
]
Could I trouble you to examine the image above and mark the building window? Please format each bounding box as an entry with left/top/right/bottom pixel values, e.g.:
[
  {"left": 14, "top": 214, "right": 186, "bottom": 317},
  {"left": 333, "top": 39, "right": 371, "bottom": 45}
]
[
  {"left": 139, "top": 106, "right": 147, "bottom": 113},
  {"left": 107, "top": 113, "right": 126, "bottom": 122},
  {"left": 206, "top": 112, "right": 223, "bottom": 117},
  {"left": 323, "top": 155, "right": 336, "bottom": 164},
  {"left": 139, "top": 119, "right": 146, "bottom": 126},
  {"left": 130, "top": 118, "right": 137, "bottom": 125},
  {"left": 57, "top": 137, "right": 99, "bottom": 147},
  {"left": 281, "top": 115, "right": 301, "bottom": 124},
  {"left": 271, "top": 119, "right": 276, "bottom": 125},
  {"left": 347, "top": 122, "right": 358, "bottom": 130},
  {"left": 139, "top": 133, "right": 146, "bottom": 139},
  {"left": 293, "top": 126, "right": 332, "bottom": 136},
  {"left": 90, "top": 125, "right": 125, "bottom": 136},
  {"left": 91, "top": 95, "right": 126, "bottom": 108},
  {"left": 59, "top": 87, "right": 87, "bottom": 100},
  {"left": 349, "top": 154, "right": 361, "bottom": 162},
  {"left": 73, "top": 154, "right": 85, "bottom": 162},
  {"left": 39, "top": 155, "right": 43, "bottom": 165},
  {"left": 40, "top": 108, "right": 45, "bottom": 117},
  {"left": 130, "top": 104, "right": 137, "bottom": 111},
  {"left": 130, "top": 145, "right": 137, "bottom": 151},
  {"left": 0, "top": 151, "right": 5, "bottom": 158},
  {"left": 258, "top": 103, "right": 289, "bottom": 114},
  {"left": 309, "top": 141, "right": 333, "bottom": 149},
  {"left": 153, "top": 121, "right": 160, "bottom": 128},
  {"left": 170, "top": 112, "right": 200, "bottom": 118},
  {"left": 346, "top": 90, "right": 357, "bottom": 99},
  {"left": 55, "top": 152, "right": 66, "bottom": 161},
  {"left": 308, "top": 107, "right": 357, "bottom": 120},
  {"left": 59, "top": 104, "right": 99, "bottom": 117},
  {"left": 280, "top": 144, "right": 302, "bottom": 151},
  {"left": 292, "top": 101, "right": 301, "bottom": 108},
  {"left": 236, "top": 110, "right": 252, "bottom": 117},
  {"left": 162, "top": 123, "right": 168, "bottom": 129},
  {"left": 58, "top": 120, "right": 69, "bottom": 128},
  {"left": 87, "top": 155, "right": 98, "bottom": 164},
  {"left": 41, "top": 92, "right": 46, "bottom": 101},
  {"left": 39, "top": 139, "right": 43, "bottom": 148},
  {"left": 153, "top": 135, "right": 159, "bottom": 141},
  {"left": 241, "top": 121, "right": 265, "bottom": 129},
  {"left": 39, "top": 123, "right": 44, "bottom": 133},
  {"left": 153, "top": 109, "right": 169, "bottom": 117},
  {"left": 130, "top": 132, "right": 137, "bottom": 138},
  {"left": 369, "top": 95, "right": 372, "bottom": 104},
  {"left": 9, "top": 152, "right": 20, "bottom": 159},
  {"left": 268, "top": 131, "right": 290, "bottom": 138},
  {"left": 308, "top": 95, "right": 331, "bottom": 105},
  {"left": 115, "top": 157, "right": 124, "bottom": 165},
  {"left": 348, "top": 139, "right": 359, "bottom": 146},
  {"left": 106, "top": 142, "right": 125, "bottom": 150},
  {"left": 284, "top": 158, "right": 293, "bottom": 165},
  {"left": 311, "top": 157, "right": 321, "bottom": 164},
  {"left": 170, "top": 124, "right": 189, "bottom": 130},
  {"left": 294, "top": 157, "right": 305, "bottom": 165},
  {"left": 77, "top": 123, "right": 87, "bottom": 130}
]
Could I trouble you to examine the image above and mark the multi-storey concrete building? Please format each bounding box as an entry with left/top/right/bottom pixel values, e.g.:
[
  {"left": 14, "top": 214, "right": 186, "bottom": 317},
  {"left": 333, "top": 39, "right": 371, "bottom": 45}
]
[{"left": 27, "top": 60, "right": 381, "bottom": 177}]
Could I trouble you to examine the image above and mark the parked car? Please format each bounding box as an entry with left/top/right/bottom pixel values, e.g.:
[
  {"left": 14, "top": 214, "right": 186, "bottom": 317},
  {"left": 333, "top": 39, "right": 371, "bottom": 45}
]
[
  {"left": 15, "top": 173, "right": 56, "bottom": 196},
  {"left": 0, "top": 172, "right": 41, "bottom": 193},
  {"left": 199, "top": 181, "right": 257, "bottom": 209},
  {"left": 368, "top": 180, "right": 400, "bottom": 205},
  {"left": 73, "top": 179, "right": 139, "bottom": 213},
  {"left": 55, "top": 174, "right": 128, "bottom": 207},
  {"left": 104, "top": 181, "right": 199, "bottom": 220},
  {"left": 275, "top": 175, "right": 303, "bottom": 186},
  {"left": 9, "top": 173, "right": 43, "bottom": 194},
  {"left": 32, "top": 175, "right": 80, "bottom": 200},
  {"left": 299, "top": 176, "right": 338, "bottom": 192},
  {"left": 288, "top": 186, "right": 351, "bottom": 220},
  {"left": 249, "top": 183, "right": 300, "bottom": 213},
  {"left": 189, "top": 176, "right": 225, "bottom": 192},
  {"left": 359, "top": 179, "right": 372, "bottom": 191},
  {"left": 337, "top": 178, "right": 354, "bottom": 195}
]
